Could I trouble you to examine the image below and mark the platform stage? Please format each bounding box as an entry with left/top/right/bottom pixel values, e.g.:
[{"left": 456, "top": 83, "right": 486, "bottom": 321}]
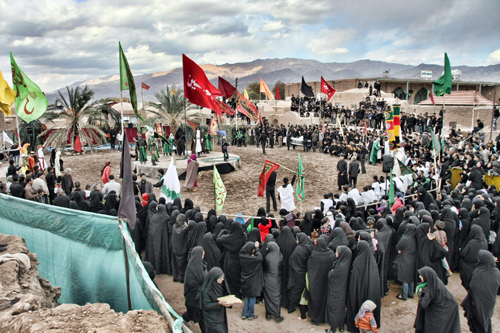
[{"left": 133, "top": 152, "right": 241, "bottom": 179}]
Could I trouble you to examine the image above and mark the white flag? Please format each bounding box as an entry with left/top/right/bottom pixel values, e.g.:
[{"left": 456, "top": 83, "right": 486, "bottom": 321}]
[
  {"left": 160, "top": 156, "right": 181, "bottom": 203},
  {"left": 3, "top": 131, "right": 13, "bottom": 145}
]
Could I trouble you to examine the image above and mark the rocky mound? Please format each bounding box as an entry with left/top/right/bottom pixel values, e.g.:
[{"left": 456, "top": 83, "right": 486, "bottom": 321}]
[{"left": 0, "top": 234, "right": 170, "bottom": 333}]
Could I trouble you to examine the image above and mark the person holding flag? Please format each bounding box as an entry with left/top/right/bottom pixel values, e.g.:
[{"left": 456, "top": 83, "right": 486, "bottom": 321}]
[{"left": 278, "top": 174, "right": 297, "bottom": 213}]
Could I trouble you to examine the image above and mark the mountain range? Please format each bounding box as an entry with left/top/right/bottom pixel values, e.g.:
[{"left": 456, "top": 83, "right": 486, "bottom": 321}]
[{"left": 45, "top": 58, "right": 500, "bottom": 104}]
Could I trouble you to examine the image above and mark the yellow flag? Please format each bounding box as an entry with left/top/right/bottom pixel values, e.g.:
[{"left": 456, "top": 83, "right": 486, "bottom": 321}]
[
  {"left": 243, "top": 88, "right": 249, "bottom": 99},
  {"left": 0, "top": 70, "right": 16, "bottom": 116},
  {"left": 259, "top": 78, "right": 274, "bottom": 100}
]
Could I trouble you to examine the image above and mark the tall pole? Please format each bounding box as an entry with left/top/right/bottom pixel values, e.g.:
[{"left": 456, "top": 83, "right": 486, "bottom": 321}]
[
  {"left": 141, "top": 86, "right": 144, "bottom": 110},
  {"left": 120, "top": 91, "right": 124, "bottom": 136},
  {"left": 490, "top": 84, "right": 497, "bottom": 141}
]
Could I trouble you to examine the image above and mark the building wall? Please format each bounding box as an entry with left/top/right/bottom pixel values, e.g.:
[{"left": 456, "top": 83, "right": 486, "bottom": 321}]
[{"left": 285, "top": 78, "right": 500, "bottom": 105}]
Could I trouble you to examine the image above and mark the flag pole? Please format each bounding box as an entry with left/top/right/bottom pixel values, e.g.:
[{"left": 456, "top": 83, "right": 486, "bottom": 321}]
[
  {"left": 141, "top": 85, "right": 144, "bottom": 110},
  {"left": 489, "top": 84, "right": 497, "bottom": 141},
  {"left": 120, "top": 91, "right": 124, "bottom": 136}
]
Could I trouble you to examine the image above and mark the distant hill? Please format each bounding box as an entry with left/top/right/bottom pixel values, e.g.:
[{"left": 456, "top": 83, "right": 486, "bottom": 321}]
[{"left": 45, "top": 58, "right": 500, "bottom": 104}]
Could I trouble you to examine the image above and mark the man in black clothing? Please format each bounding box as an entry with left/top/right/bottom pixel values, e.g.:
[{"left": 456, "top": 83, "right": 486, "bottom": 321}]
[
  {"left": 260, "top": 129, "right": 268, "bottom": 155},
  {"left": 132, "top": 174, "right": 141, "bottom": 197},
  {"left": 10, "top": 175, "right": 25, "bottom": 198},
  {"left": 0, "top": 183, "right": 6, "bottom": 194},
  {"left": 231, "top": 125, "right": 237, "bottom": 146},
  {"left": 53, "top": 188, "right": 70, "bottom": 208},
  {"left": 70, "top": 182, "right": 84, "bottom": 200},
  {"left": 46, "top": 167, "right": 57, "bottom": 204},
  {"left": 255, "top": 126, "right": 261, "bottom": 147},
  {"left": 266, "top": 170, "right": 278, "bottom": 213},
  {"left": 6, "top": 159, "right": 19, "bottom": 177},
  {"left": 109, "top": 127, "right": 116, "bottom": 149},
  {"left": 348, "top": 156, "right": 360, "bottom": 188},
  {"left": 61, "top": 168, "right": 74, "bottom": 196},
  {"left": 337, "top": 155, "right": 348, "bottom": 191}
]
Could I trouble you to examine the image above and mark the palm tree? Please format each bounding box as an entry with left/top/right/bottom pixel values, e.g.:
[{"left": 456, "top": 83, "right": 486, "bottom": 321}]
[
  {"left": 39, "top": 86, "right": 107, "bottom": 151},
  {"left": 87, "top": 98, "right": 122, "bottom": 132},
  {"left": 142, "top": 86, "right": 192, "bottom": 137}
]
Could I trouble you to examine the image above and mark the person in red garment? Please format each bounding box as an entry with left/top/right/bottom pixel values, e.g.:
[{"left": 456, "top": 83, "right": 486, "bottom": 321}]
[{"left": 101, "top": 161, "right": 111, "bottom": 184}]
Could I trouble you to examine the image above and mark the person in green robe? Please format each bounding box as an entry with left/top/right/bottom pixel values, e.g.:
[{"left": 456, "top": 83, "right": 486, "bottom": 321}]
[
  {"left": 137, "top": 136, "right": 148, "bottom": 165},
  {"left": 204, "top": 133, "right": 212, "bottom": 152},
  {"left": 149, "top": 137, "right": 160, "bottom": 166},
  {"left": 369, "top": 138, "right": 380, "bottom": 165}
]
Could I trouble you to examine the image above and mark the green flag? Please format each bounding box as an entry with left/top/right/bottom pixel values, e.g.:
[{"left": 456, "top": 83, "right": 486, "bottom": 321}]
[
  {"left": 119, "top": 42, "right": 143, "bottom": 121},
  {"left": 433, "top": 53, "right": 452, "bottom": 96},
  {"left": 388, "top": 169, "right": 395, "bottom": 206},
  {"left": 296, "top": 153, "right": 305, "bottom": 202},
  {"left": 10, "top": 53, "right": 48, "bottom": 123},
  {"left": 397, "top": 158, "right": 416, "bottom": 177},
  {"left": 430, "top": 129, "right": 441, "bottom": 153},
  {"left": 213, "top": 165, "right": 226, "bottom": 212}
]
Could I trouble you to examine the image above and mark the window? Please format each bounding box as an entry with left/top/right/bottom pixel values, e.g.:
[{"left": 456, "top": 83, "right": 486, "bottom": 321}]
[
  {"left": 414, "top": 88, "right": 429, "bottom": 105},
  {"left": 392, "top": 87, "right": 406, "bottom": 100}
]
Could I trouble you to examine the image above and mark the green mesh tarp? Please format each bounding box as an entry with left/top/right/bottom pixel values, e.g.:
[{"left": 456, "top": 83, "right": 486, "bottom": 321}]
[{"left": 0, "top": 194, "right": 184, "bottom": 332}]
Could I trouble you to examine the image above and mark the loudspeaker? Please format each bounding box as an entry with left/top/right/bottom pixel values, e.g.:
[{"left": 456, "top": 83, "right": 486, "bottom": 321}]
[
  {"left": 128, "top": 123, "right": 133, "bottom": 129},
  {"left": 382, "top": 154, "right": 394, "bottom": 173},
  {"left": 206, "top": 118, "right": 211, "bottom": 125},
  {"left": 26, "top": 127, "right": 34, "bottom": 136}
]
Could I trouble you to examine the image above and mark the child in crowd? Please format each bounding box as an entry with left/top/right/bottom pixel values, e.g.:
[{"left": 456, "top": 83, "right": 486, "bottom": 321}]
[
  {"left": 320, "top": 217, "right": 332, "bottom": 236},
  {"left": 428, "top": 220, "right": 453, "bottom": 277},
  {"left": 355, "top": 300, "right": 379, "bottom": 333}
]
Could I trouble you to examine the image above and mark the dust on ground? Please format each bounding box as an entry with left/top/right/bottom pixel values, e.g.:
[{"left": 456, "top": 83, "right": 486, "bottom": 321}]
[{"left": 0, "top": 233, "right": 170, "bottom": 333}]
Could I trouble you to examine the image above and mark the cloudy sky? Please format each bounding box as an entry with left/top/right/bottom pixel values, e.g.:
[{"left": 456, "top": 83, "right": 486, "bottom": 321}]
[{"left": 1, "top": 0, "right": 499, "bottom": 91}]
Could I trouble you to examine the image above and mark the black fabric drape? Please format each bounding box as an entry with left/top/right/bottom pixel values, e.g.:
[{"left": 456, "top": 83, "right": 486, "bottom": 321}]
[
  {"left": 307, "top": 237, "right": 336, "bottom": 324},
  {"left": 263, "top": 241, "right": 283, "bottom": 318},
  {"left": 460, "top": 225, "right": 488, "bottom": 290},
  {"left": 416, "top": 223, "right": 448, "bottom": 284},
  {"left": 216, "top": 222, "right": 246, "bottom": 298},
  {"left": 239, "top": 242, "right": 264, "bottom": 298},
  {"left": 414, "top": 267, "right": 461, "bottom": 333},
  {"left": 275, "top": 226, "right": 297, "bottom": 308},
  {"left": 287, "top": 233, "right": 312, "bottom": 312},
  {"left": 325, "top": 246, "right": 352, "bottom": 332},
  {"left": 346, "top": 240, "right": 381, "bottom": 333},
  {"left": 183, "top": 247, "right": 207, "bottom": 323},
  {"left": 461, "top": 250, "right": 500, "bottom": 333},
  {"left": 202, "top": 232, "right": 222, "bottom": 271}
]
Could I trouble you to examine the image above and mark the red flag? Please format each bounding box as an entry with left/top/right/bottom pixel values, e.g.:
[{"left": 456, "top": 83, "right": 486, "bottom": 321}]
[
  {"left": 364, "top": 120, "right": 368, "bottom": 135},
  {"left": 257, "top": 160, "right": 280, "bottom": 197},
  {"left": 187, "top": 119, "right": 199, "bottom": 130},
  {"left": 215, "top": 99, "right": 236, "bottom": 116},
  {"left": 236, "top": 92, "right": 259, "bottom": 122},
  {"left": 183, "top": 54, "right": 222, "bottom": 113},
  {"left": 321, "top": 77, "right": 336, "bottom": 101},
  {"left": 141, "top": 82, "right": 150, "bottom": 90},
  {"left": 429, "top": 90, "right": 435, "bottom": 105},
  {"left": 275, "top": 85, "right": 281, "bottom": 99},
  {"left": 322, "top": 122, "right": 326, "bottom": 133},
  {"left": 218, "top": 77, "right": 236, "bottom": 99}
]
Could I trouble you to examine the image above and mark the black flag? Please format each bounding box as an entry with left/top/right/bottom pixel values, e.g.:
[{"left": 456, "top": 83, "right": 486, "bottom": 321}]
[
  {"left": 301, "top": 76, "right": 314, "bottom": 97},
  {"left": 117, "top": 131, "right": 136, "bottom": 230}
]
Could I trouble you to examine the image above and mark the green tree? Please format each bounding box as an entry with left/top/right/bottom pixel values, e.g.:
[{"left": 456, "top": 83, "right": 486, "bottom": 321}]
[
  {"left": 39, "top": 86, "right": 107, "bottom": 151},
  {"left": 141, "top": 86, "right": 192, "bottom": 138},
  {"left": 247, "top": 81, "right": 260, "bottom": 97}
]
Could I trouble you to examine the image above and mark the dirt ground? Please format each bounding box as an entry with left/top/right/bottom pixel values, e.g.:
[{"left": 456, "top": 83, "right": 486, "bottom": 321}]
[
  {"left": 5, "top": 144, "right": 500, "bottom": 332},
  {"left": 0, "top": 233, "right": 170, "bottom": 333}
]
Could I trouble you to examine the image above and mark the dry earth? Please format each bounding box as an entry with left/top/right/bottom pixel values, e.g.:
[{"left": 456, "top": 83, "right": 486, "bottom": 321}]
[
  {"left": 0, "top": 234, "right": 170, "bottom": 333},
  {"left": 3, "top": 144, "right": 500, "bottom": 332}
]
